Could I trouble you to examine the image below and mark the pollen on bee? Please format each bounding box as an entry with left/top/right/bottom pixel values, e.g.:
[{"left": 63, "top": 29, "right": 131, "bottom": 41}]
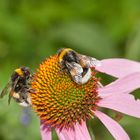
[{"left": 13, "top": 92, "right": 20, "bottom": 99}]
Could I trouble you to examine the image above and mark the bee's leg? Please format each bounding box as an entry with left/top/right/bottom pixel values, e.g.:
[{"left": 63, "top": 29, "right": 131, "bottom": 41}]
[
  {"left": 28, "top": 88, "right": 36, "bottom": 93},
  {"left": 59, "top": 64, "right": 67, "bottom": 74},
  {"left": 8, "top": 94, "right": 12, "bottom": 105},
  {"left": 59, "top": 67, "right": 65, "bottom": 74}
]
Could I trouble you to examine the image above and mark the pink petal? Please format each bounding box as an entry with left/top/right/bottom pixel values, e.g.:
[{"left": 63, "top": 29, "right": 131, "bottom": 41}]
[
  {"left": 94, "top": 110, "right": 130, "bottom": 140},
  {"left": 56, "top": 128, "right": 75, "bottom": 140},
  {"left": 56, "top": 121, "right": 91, "bottom": 140},
  {"left": 96, "top": 58, "right": 140, "bottom": 78},
  {"left": 99, "top": 72, "right": 140, "bottom": 98},
  {"left": 40, "top": 123, "right": 51, "bottom": 140},
  {"left": 75, "top": 121, "right": 91, "bottom": 140},
  {"left": 98, "top": 93, "right": 140, "bottom": 118}
]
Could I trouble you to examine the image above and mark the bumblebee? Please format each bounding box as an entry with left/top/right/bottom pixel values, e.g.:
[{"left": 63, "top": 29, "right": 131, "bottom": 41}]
[
  {"left": 0, "top": 67, "right": 32, "bottom": 107},
  {"left": 58, "top": 48, "right": 100, "bottom": 84}
]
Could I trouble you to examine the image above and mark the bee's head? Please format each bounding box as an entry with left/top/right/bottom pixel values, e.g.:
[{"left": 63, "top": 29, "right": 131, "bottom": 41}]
[
  {"left": 20, "top": 67, "right": 31, "bottom": 79},
  {"left": 13, "top": 67, "right": 31, "bottom": 80},
  {"left": 15, "top": 68, "right": 24, "bottom": 77},
  {"left": 58, "top": 48, "right": 78, "bottom": 64}
]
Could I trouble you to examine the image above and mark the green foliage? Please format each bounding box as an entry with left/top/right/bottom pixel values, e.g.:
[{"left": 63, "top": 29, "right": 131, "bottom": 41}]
[{"left": 0, "top": 0, "right": 140, "bottom": 140}]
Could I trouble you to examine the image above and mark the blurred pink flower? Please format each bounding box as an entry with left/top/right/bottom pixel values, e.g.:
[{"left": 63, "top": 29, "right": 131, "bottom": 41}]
[{"left": 38, "top": 58, "right": 140, "bottom": 140}]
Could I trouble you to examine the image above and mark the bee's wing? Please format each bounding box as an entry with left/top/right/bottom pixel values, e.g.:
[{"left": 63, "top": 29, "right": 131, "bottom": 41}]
[
  {"left": 7, "top": 77, "right": 20, "bottom": 105},
  {"left": 66, "top": 62, "right": 83, "bottom": 75},
  {"left": 77, "top": 54, "right": 101, "bottom": 68},
  {"left": 66, "top": 62, "right": 83, "bottom": 84},
  {"left": 0, "top": 81, "right": 11, "bottom": 98},
  {"left": 12, "top": 76, "right": 19, "bottom": 90}
]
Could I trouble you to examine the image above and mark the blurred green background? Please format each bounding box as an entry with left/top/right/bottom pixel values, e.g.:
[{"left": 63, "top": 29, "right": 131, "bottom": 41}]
[{"left": 0, "top": 0, "right": 140, "bottom": 140}]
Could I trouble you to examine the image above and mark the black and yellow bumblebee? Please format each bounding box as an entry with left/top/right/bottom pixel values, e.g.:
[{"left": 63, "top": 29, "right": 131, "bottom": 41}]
[
  {"left": 0, "top": 67, "right": 32, "bottom": 107},
  {"left": 58, "top": 48, "right": 100, "bottom": 85}
]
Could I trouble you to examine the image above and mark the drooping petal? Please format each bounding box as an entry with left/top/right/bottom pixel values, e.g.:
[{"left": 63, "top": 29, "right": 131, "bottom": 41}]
[
  {"left": 56, "top": 121, "right": 91, "bottom": 140},
  {"left": 56, "top": 128, "right": 75, "bottom": 140},
  {"left": 40, "top": 123, "right": 52, "bottom": 140},
  {"left": 98, "top": 93, "right": 140, "bottom": 118},
  {"left": 96, "top": 59, "right": 140, "bottom": 78},
  {"left": 99, "top": 72, "right": 140, "bottom": 98},
  {"left": 94, "top": 110, "right": 130, "bottom": 140},
  {"left": 75, "top": 121, "right": 91, "bottom": 140}
]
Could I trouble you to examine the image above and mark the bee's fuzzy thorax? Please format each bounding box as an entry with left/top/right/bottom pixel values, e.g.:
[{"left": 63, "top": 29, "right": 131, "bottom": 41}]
[
  {"left": 31, "top": 55, "right": 100, "bottom": 130},
  {"left": 58, "top": 48, "right": 73, "bottom": 63},
  {"left": 15, "top": 68, "right": 24, "bottom": 77}
]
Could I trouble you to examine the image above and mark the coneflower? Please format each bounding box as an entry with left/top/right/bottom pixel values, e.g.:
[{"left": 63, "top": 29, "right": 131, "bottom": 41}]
[{"left": 31, "top": 53, "right": 140, "bottom": 140}]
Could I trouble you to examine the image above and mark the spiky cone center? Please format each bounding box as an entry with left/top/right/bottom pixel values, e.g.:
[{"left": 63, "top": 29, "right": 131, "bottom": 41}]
[{"left": 31, "top": 55, "right": 100, "bottom": 130}]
